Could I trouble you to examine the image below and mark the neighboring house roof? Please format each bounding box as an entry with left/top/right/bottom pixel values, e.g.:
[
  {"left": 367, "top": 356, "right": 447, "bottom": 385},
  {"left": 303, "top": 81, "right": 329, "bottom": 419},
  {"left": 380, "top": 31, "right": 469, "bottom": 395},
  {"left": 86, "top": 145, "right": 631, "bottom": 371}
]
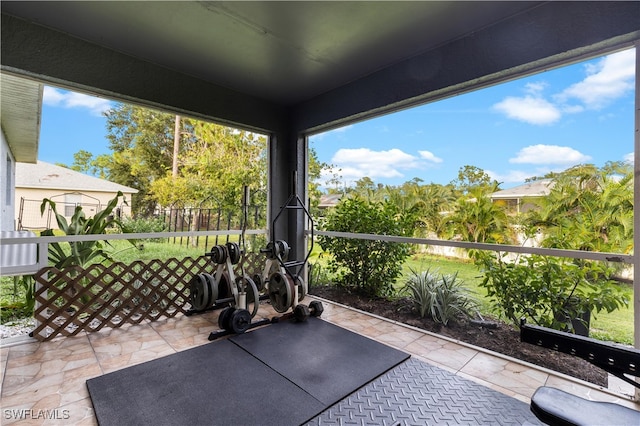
[
  {"left": 490, "top": 179, "right": 553, "bottom": 200},
  {"left": 16, "top": 161, "right": 138, "bottom": 193},
  {"left": 318, "top": 193, "right": 342, "bottom": 208}
]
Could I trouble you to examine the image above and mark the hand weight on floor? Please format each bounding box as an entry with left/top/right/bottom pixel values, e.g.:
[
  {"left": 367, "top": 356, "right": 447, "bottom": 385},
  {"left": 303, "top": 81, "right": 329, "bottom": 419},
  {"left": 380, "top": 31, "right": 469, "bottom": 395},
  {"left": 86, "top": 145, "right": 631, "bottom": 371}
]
[{"left": 292, "top": 301, "right": 324, "bottom": 322}]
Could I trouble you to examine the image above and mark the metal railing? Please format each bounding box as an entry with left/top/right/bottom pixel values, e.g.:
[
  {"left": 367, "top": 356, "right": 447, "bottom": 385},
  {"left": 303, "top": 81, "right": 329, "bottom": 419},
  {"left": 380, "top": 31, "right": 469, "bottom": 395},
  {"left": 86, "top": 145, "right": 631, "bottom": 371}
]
[
  {"left": 0, "top": 229, "right": 268, "bottom": 276},
  {"left": 313, "top": 230, "right": 634, "bottom": 264}
]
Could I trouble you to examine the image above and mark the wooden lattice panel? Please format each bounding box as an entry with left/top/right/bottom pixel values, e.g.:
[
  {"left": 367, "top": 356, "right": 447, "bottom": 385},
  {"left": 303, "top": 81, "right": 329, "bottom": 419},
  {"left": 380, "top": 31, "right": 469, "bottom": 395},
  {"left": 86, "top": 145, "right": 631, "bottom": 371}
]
[{"left": 32, "top": 253, "right": 265, "bottom": 341}]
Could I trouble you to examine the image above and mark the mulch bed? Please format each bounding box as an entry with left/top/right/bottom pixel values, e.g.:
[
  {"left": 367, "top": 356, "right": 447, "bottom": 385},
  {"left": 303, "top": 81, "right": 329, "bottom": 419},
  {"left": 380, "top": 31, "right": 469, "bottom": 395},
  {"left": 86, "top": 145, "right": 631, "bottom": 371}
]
[{"left": 310, "top": 285, "right": 608, "bottom": 387}]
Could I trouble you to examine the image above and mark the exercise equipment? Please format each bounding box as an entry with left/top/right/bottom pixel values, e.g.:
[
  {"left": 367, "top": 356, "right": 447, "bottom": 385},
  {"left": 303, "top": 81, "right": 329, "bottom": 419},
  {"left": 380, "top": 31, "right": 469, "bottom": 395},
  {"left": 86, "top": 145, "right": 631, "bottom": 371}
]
[
  {"left": 188, "top": 241, "right": 260, "bottom": 318},
  {"left": 257, "top": 191, "right": 314, "bottom": 315},
  {"left": 208, "top": 307, "right": 272, "bottom": 340},
  {"left": 210, "top": 299, "right": 324, "bottom": 340},
  {"left": 192, "top": 184, "right": 322, "bottom": 340},
  {"left": 292, "top": 300, "right": 324, "bottom": 322},
  {"left": 520, "top": 319, "right": 640, "bottom": 425},
  {"left": 271, "top": 300, "right": 324, "bottom": 324}
]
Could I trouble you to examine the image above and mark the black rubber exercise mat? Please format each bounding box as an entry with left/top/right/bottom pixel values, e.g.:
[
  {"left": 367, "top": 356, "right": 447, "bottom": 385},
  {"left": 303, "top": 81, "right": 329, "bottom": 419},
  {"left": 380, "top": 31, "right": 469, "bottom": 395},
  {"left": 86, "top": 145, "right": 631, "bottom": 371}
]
[
  {"left": 86, "top": 339, "right": 325, "bottom": 426},
  {"left": 230, "top": 316, "right": 410, "bottom": 405},
  {"left": 87, "top": 317, "right": 409, "bottom": 425}
]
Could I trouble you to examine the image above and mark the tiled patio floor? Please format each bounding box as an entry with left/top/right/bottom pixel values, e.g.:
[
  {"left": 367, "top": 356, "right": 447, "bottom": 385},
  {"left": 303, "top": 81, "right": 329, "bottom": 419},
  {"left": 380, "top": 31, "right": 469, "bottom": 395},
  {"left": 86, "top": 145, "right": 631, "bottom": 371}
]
[{"left": 1, "top": 296, "right": 638, "bottom": 425}]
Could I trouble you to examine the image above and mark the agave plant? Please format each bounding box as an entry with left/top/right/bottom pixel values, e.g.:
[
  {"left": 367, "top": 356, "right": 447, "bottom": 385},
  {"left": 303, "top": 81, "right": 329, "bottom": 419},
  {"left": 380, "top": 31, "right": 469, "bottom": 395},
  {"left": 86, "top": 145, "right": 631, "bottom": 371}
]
[
  {"left": 40, "top": 192, "right": 132, "bottom": 310},
  {"left": 403, "top": 267, "right": 477, "bottom": 325},
  {"left": 40, "top": 191, "right": 128, "bottom": 268}
]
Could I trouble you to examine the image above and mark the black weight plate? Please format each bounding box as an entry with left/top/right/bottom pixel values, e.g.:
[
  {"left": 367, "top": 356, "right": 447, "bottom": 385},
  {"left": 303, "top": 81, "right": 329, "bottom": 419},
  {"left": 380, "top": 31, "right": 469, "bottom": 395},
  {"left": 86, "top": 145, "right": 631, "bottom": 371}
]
[
  {"left": 230, "top": 309, "right": 252, "bottom": 334},
  {"left": 202, "top": 273, "right": 218, "bottom": 308},
  {"left": 211, "top": 245, "right": 226, "bottom": 264},
  {"left": 295, "top": 275, "right": 306, "bottom": 302},
  {"left": 268, "top": 271, "right": 293, "bottom": 313},
  {"left": 189, "top": 274, "right": 210, "bottom": 311},
  {"left": 252, "top": 274, "right": 264, "bottom": 291},
  {"left": 218, "top": 307, "right": 235, "bottom": 330},
  {"left": 218, "top": 271, "right": 232, "bottom": 301},
  {"left": 275, "top": 240, "right": 290, "bottom": 261},
  {"left": 226, "top": 242, "right": 241, "bottom": 265}
]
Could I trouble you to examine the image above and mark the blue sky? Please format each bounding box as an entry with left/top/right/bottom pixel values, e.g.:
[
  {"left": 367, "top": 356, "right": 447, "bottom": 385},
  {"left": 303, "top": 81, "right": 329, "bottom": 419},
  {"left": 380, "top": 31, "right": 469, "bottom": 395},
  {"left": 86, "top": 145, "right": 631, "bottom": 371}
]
[{"left": 39, "top": 47, "right": 636, "bottom": 190}]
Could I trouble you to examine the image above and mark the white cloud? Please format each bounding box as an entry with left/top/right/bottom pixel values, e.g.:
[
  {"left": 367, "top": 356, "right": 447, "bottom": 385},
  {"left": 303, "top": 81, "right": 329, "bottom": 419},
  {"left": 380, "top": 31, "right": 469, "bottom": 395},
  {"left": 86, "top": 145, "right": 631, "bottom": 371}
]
[
  {"left": 493, "top": 48, "right": 635, "bottom": 125},
  {"left": 556, "top": 49, "right": 635, "bottom": 110},
  {"left": 492, "top": 95, "right": 561, "bottom": 125},
  {"left": 524, "top": 81, "right": 547, "bottom": 95},
  {"left": 561, "top": 104, "right": 584, "bottom": 114},
  {"left": 43, "top": 87, "right": 113, "bottom": 116},
  {"left": 418, "top": 150, "right": 443, "bottom": 163},
  {"left": 331, "top": 148, "right": 421, "bottom": 178},
  {"left": 318, "top": 166, "right": 364, "bottom": 190},
  {"left": 318, "top": 147, "right": 443, "bottom": 188},
  {"left": 624, "top": 152, "right": 634, "bottom": 164},
  {"left": 509, "top": 144, "right": 591, "bottom": 165}
]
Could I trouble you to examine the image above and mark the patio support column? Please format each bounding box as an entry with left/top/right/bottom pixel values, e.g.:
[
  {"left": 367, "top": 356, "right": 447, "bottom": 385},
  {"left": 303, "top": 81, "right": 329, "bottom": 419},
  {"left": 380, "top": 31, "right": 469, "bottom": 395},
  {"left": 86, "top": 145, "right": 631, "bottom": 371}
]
[
  {"left": 268, "top": 126, "right": 308, "bottom": 267},
  {"left": 633, "top": 41, "right": 640, "bottom": 399}
]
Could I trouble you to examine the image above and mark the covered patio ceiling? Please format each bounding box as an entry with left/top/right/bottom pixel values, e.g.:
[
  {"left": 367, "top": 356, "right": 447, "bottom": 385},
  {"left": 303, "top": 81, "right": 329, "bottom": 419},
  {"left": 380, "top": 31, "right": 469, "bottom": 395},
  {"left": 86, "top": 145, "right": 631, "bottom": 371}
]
[
  {"left": 3, "top": 1, "right": 639, "bottom": 135},
  {"left": 0, "top": 73, "right": 42, "bottom": 162}
]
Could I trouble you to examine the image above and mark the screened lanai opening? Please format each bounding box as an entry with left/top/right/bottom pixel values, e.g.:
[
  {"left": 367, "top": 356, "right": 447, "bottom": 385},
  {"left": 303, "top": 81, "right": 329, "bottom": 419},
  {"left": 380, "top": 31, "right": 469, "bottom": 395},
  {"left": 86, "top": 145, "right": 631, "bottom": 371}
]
[
  {"left": 2, "top": 45, "right": 638, "bottom": 364},
  {"left": 10, "top": 80, "right": 270, "bottom": 253},
  {"left": 310, "top": 46, "right": 637, "bottom": 351},
  {"left": 1, "top": 78, "right": 277, "bottom": 342}
]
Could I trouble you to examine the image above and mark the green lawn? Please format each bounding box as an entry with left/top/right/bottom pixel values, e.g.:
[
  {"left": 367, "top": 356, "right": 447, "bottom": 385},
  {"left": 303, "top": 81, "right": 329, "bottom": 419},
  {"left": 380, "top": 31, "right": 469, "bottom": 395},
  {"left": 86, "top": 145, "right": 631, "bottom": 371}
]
[
  {"left": 400, "top": 253, "right": 634, "bottom": 344},
  {"left": 109, "top": 239, "right": 209, "bottom": 263},
  {"left": 310, "top": 247, "right": 635, "bottom": 345},
  {"left": 401, "top": 253, "right": 489, "bottom": 307}
]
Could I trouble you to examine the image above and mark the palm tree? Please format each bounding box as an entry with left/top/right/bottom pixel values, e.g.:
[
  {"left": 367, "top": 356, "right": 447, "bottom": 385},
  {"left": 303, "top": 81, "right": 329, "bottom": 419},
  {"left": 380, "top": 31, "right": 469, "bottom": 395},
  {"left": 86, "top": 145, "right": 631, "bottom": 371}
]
[
  {"left": 408, "top": 183, "right": 456, "bottom": 238},
  {"left": 449, "top": 184, "right": 511, "bottom": 243},
  {"left": 531, "top": 164, "right": 633, "bottom": 253}
]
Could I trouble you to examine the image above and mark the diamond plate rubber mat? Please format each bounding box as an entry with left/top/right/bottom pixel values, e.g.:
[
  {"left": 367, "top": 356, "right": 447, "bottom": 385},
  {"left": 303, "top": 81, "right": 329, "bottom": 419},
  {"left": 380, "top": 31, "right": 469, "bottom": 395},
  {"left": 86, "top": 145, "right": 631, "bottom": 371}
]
[{"left": 306, "top": 357, "right": 542, "bottom": 425}]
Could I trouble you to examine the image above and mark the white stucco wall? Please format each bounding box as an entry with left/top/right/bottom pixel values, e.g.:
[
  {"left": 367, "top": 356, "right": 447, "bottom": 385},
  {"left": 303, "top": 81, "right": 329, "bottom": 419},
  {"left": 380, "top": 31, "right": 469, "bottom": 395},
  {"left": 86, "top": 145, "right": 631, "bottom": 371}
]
[{"left": 0, "top": 129, "right": 16, "bottom": 231}]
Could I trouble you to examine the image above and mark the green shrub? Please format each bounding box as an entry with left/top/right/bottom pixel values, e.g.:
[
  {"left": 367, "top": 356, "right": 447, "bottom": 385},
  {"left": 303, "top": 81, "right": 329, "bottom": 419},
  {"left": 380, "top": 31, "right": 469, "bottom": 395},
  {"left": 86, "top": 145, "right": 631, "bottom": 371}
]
[
  {"left": 121, "top": 216, "right": 168, "bottom": 242},
  {"left": 308, "top": 261, "right": 336, "bottom": 289},
  {"left": 472, "top": 251, "right": 628, "bottom": 332},
  {"left": 0, "top": 302, "right": 33, "bottom": 324},
  {"left": 318, "top": 197, "right": 412, "bottom": 298},
  {"left": 403, "top": 268, "right": 477, "bottom": 325},
  {"left": 0, "top": 275, "right": 35, "bottom": 321}
]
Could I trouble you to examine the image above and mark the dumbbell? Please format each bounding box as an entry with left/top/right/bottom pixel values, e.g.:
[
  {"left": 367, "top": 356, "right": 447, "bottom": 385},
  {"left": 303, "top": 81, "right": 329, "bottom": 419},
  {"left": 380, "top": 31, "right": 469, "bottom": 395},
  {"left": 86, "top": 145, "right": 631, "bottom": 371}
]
[{"left": 292, "top": 300, "right": 324, "bottom": 322}]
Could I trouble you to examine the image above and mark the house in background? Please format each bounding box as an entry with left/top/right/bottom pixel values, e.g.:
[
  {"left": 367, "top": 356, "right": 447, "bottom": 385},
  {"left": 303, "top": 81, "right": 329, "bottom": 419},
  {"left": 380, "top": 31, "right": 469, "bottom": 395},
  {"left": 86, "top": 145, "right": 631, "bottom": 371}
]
[
  {"left": 490, "top": 179, "right": 554, "bottom": 215},
  {"left": 317, "top": 193, "right": 342, "bottom": 212},
  {"left": 16, "top": 161, "right": 137, "bottom": 230}
]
